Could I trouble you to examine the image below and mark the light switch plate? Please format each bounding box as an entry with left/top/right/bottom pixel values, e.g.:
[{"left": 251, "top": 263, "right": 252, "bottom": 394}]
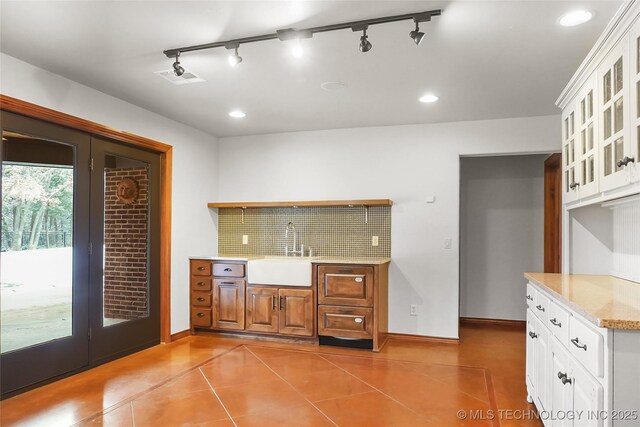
[
  {"left": 242, "top": 235, "right": 249, "bottom": 245},
  {"left": 372, "top": 236, "right": 379, "bottom": 246}
]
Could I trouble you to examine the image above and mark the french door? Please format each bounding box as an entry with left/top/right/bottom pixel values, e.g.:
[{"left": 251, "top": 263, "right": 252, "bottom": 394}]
[{"left": 0, "top": 111, "right": 160, "bottom": 397}]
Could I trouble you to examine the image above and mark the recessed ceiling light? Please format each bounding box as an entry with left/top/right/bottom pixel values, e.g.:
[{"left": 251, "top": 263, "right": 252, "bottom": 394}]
[
  {"left": 229, "top": 110, "right": 246, "bottom": 118},
  {"left": 419, "top": 94, "right": 439, "bottom": 103},
  {"left": 559, "top": 10, "right": 593, "bottom": 27}
]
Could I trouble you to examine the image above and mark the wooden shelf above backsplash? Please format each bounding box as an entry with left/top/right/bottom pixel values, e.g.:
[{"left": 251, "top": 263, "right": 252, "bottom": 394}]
[{"left": 207, "top": 199, "right": 393, "bottom": 209}]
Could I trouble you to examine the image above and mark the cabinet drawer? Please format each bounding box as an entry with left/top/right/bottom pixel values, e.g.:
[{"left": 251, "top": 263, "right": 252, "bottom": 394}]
[
  {"left": 569, "top": 316, "right": 603, "bottom": 377},
  {"left": 526, "top": 283, "right": 536, "bottom": 310},
  {"left": 533, "top": 289, "right": 549, "bottom": 323},
  {"left": 191, "top": 308, "right": 212, "bottom": 327},
  {"left": 213, "top": 263, "right": 245, "bottom": 278},
  {"left": 548, "top": 300, "right": 570, "bottom": 345},
  {"left": 190, "top": 277, "right": 212, "bottom": 292},
  {"left": 190, "top": 291, "right": 212, "bottom": 307},
  {"left": 191, "top": 260, "right": 212, "bottom": 276},
  {"left": 318, "top": 305, "right": 373, "bottom": 339},
  {"left": 318, "top": 266, "right": 374, "bottom": 307}
]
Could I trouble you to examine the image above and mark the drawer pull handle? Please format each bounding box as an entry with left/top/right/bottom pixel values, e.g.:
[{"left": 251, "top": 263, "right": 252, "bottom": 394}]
[
  {"left": 221, "top": 282, "right": 235, "bottom": 285},
  {"left": 355, "top": 277, "right": 363, "bottom": 283},
  {"left": 224, "top": 268, "right": 232, "bottom": 272},
  {"left": 354, "top": 317, "right": 363, "bottom": 324},
  {"left": 196, "top": 313, "right": 205, "bottom": 318},
  {"left": 526, "top": 295, "right": 533, "bottom": 301},
  {"left": 272, "top": 295, "right": 276, "bottom": 310},
  {"left": 571, "top": 337, "right": 587, "bottom": 351},
  {"left": 197, "top": 266, "right": 206, "bottom": 271},
  {"left": 196, "top": 297, "right": 205, "bottom": 302},
  {"left": 550, "top": 318, "right": 562, "bottom": 327},
  {"left": 197, "top": 282, "right": 206, "bottom": 287},
  {"left": 528, "top": 331, "right": 538, "bottom": 339},
  {"left": 535, "top": 304, "right": 545, "bottom": 312},
  {"left": 557, "top": 371, "right": 572, "bottom": 385}
]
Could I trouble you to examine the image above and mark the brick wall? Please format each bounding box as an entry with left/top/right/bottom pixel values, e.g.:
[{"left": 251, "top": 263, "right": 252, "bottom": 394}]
[{"left": 103, "top": 167, "right": 148, "bottom": 321}]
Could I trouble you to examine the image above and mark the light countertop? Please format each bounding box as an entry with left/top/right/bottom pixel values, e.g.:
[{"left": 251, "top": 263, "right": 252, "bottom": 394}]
[
  {"left": 189, "top": 255, "right": 391, "bottom": 265},
  {"left": 525, "top": 272, "right": 640, "bottom": 330}
]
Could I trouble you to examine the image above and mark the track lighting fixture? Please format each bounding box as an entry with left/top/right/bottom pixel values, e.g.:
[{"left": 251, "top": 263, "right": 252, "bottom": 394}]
[
  {"left": 359, "top": 27, "right": 372, "bottom": 53},
  {"left": 172, "top": 52, "right": 184, "bottom": 77},
  {"left": 163, "top": 9, "right": 441, "bottom": 67},
  {"left": 227, "top": 45, "right": 243, "bottom": 67},
  {"left": 409, "top": 20, "right": 425, "bottom": 45}
]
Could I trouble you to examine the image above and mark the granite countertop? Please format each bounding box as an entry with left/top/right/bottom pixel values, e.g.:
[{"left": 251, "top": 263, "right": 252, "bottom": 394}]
[
  {"left": 189, "top": 255, "right": 391, "bottom": 265},
  {"left": 525, "top": 272, "right": 640, "bottom": 330}
]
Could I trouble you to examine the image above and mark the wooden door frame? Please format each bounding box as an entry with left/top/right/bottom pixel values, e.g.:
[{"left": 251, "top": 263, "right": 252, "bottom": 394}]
[
  {"left": 0, "top": 94, "right": 173, "bottom": 343},
  {"left": 544, "top": 153, "right": 562, "bottom": 273}
]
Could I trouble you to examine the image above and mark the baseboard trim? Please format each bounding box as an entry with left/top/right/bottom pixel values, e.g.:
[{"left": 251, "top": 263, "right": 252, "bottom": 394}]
[
  {"left": 170, "top": 329, "right": 191, "bottom": 342},
  {"left": 460, "top": 317, "right": 526, "bottom": 329},
  {"left": 387, "top": 332, "right": 460, "bottom": 345}
]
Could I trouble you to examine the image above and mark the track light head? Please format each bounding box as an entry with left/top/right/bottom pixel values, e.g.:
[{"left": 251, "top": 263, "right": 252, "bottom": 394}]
[
  {"left": 359, "top": 27, "right": 372, "bottom": 53},
  {"left": 409, "top": 21, "right": 425, "bottom": 45},
  {"left": 228, "top": 46, "right": 243, "bottom": 67},
  {"left": 172, "top": 53, "right": 185, "bottom": 76}
]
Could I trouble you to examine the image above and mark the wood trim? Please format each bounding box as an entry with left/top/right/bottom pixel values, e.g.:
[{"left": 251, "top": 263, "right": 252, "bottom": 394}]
[
  {"left": 170, "top": 329, "right": 191, "bottom": 342},
  {"left": 544, "top": 153, "right": 562, "bottom": 273},
  {"left": 387, "top": 332, "right": 460, "bottom": 345},
  {"left": 0, "top": 95, "right": 173, "bottom": 344},
  {"left": 460, "top": 317, "right": 526, "bottom": 329},
  {"left": 207, "top": 199, "right": 393, "bottom": 209}
]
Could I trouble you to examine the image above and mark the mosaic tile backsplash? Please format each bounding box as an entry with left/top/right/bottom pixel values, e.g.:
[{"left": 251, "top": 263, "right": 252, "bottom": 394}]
[{"left": 218, "top": 206, "right": 391, "bottom": 258}]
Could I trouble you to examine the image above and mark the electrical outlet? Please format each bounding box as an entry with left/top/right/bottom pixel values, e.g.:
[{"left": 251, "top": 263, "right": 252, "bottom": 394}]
[
  {"left": 242, "top": 235, "right": 249, "bottom": 245},
  {"left": 410, "top": 304, "right": 417, "bottom": 316},
  {"left": 372, "top": 236, "right": 379, "bottom": 246}
]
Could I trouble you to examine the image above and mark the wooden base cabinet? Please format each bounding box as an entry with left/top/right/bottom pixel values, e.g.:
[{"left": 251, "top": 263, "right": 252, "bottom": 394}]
[
  {"left": 190, "top": 260, "right": 246, "bottom": 332},
  {"left": 315, "top": 262, "right": 389, "bottom": 352},
  {"left": 246, "top": 286, "right": 314, "bottom": 337}
]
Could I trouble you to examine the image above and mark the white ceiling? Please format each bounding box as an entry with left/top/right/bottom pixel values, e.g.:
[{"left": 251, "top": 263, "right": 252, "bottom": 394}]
[{"left": 0, "top": 1, "right": 622, "bottom": 137}]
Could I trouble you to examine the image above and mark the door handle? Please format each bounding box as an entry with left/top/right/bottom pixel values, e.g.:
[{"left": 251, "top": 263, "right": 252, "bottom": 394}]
[
  {"left": 526, "top": 295, "right": 533, "bottom": 301},
  {"left": 224, "top": 267, "right": 232, "bottom": 272},
  {"left": 536, "top": 304, "right": 545, "bottom": 312},
  {"left": 571, "top": 337, "right": 587, "bottom": 351},
  {"left": 280, "top": 296, "right": 285, "bottom": 310},
  {"left": 196, "top": 297, "right": 205, "bottom": 302},
  {"left": 557, "top": 371, "right": 572, "bottom": 385},
  {"left": 197, "top": 266, "right": 206, "bottom": 271},
  {"left": 272, "top": 295, "right": 276, "bottom": 310},
  {"left": 529, "top": 331, "right": 538, "bottom": 339},
  {"left": 196, "top": 282, "right": 206, "bottom": 287},
  {"left": 550, "top": 318, "right": 562, "bottom": 327},
  {"left": 196, "top": 313, "right": 205, "bottom": 318},
  {"left": 617, "top": 156, "right": 635, "bottom": 168}
]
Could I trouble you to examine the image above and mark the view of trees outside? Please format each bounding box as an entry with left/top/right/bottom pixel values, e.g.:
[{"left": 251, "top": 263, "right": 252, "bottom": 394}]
[
  {"left": 2, "top": 164, "right": 73, "bottom": 251},
  {"left": 1, "top": 164, "right": 74, "bottom": 353}
]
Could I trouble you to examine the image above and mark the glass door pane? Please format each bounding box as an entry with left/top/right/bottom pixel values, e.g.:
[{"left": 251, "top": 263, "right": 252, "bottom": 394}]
[
  {"left": 1, "top": 131, "right": 74, "bottom": 353},
  {"left": 103, "top": 155, "right": 150, "bottom": 327}
]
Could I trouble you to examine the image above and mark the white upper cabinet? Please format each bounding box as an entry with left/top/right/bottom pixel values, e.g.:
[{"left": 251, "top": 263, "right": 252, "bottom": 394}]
[
  {"left": 598, "top": 35, "right": 631, "bottom": 192},
  {"left": 577, "top": 76, "right": 599, "bottom": 198},
  {"left": 629, "top": 17, "right": 640, "bottom": 183},
  {"left": 563, "top": 106, "right": 579, "bottom": 202}
]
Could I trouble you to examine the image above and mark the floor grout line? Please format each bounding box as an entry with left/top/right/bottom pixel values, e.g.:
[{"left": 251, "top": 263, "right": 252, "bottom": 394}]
[
  {"left": 129, "top": 402, "right": 135, "bottom": 427},
  {"left": 243, "top": 345, "right": 340, "bottom": 427},
  {"left": 200, "top": 366, "right": 238, "bottom": 427}
]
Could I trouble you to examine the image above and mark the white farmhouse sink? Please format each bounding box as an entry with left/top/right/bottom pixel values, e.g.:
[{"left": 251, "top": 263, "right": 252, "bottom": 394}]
[{"left": 248, "top": 257, "right": 314, "bottom": 287}]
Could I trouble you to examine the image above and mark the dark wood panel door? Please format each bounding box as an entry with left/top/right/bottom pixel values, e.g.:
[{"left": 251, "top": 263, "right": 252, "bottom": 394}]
[
  {"left": 278, "top": 289, "right": 314, "bottom": 336},
  {"left": 245, "top": 287, "right": 278, "bottom": 333},
  {"left": 213, "top": 279, "right": 245, "bottom": 330},
  {"left": 318, "top": 265, "right": 374, "bottom": 307}
]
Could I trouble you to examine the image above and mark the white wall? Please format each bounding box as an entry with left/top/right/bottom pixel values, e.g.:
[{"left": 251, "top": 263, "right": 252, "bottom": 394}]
[
  {"left": 0, "top": 53, "right": 219, "bottom": 334},
  {"left": 217, "top": 116, "right": 560, "bottom": 338},
  {"left": 459, "top": 155, "right": 547, "bottom": 321}
]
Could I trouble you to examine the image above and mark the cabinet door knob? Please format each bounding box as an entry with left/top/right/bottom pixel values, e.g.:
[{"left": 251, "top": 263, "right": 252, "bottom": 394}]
[
  {"left": 550, "top": 318, "right": 562, "bottom": 327},
  {"left": 571, "top": 337, "right": 587, "bottom": 351},
  {"left": 557, "top": 371, "right": 572, "bottom": 384},
  {"left": 616, "top": 156, "right": 635, "bottom": 168},
  {"left": 197, "top": 266, "right": 206, "bottom": 271},
  {"left": 196, "top": 297, "right": 205, "bottom": 302},
  {"left": 197, "top": 282, "right": 205, "bottom": 287},
  {"left": 196, "top": 313, "right": 205, "bottom": 318},
  {"left": 569, "top": 181, "right": 580, "bottom": 190}
]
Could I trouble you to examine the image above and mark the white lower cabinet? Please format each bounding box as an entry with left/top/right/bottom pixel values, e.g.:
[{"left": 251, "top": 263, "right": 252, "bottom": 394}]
[
  {"left": 550, "top": 337, "right": 573, "bottom": 427},
  {"left": 572, "top": 360, "right": 604, "bottom": 427}
]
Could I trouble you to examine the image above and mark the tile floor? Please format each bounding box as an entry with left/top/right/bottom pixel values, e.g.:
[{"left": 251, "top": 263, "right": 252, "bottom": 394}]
[{"left": 1, "top": 324, "right": 542, "bottom": 427}]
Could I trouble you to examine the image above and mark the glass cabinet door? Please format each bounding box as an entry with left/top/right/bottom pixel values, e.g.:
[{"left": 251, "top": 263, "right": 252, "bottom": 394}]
[
  {"left": 599, "top": 35, "right": 631, "bottom": 192},
  {"left": 562, "top": 106, "right": 579, "bottom": 203},
  {"left": 576, "top": 76, "right": 599, "bottom": 198}
]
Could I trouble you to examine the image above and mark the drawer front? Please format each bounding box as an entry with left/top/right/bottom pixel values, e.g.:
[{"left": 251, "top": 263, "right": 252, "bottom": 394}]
[
  {"left": 533, "top": 288, "right": 549, "bottom": 323},
  {"left": 190, "top": 291, "right": 212, "bottom": 307},
  {"left": 213, "top": 263, "right": 245, "bottom": 278},
  {"left": 191, "top": 260, "right": 212, "bottom": 276},
  {"left": 568, "top": 316, "right": 603, "bottom": 377},
  {"left": 318, "top": 266, "right": 374, "bottom": 307},
  {"left": 526, "top": 283, "right": 536, "bottom": 310},
  {"left": 191, "top": 308, "right": 212, "bottom": 327},
  {"left": 190, "top": 276, "right": 212, "bottom": 292},
  {"left": 548, "top": 300, "right": 570, "bottom": 345},
  {"left": 318, "top": 305, "right": 373, "bottom": 339}
]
